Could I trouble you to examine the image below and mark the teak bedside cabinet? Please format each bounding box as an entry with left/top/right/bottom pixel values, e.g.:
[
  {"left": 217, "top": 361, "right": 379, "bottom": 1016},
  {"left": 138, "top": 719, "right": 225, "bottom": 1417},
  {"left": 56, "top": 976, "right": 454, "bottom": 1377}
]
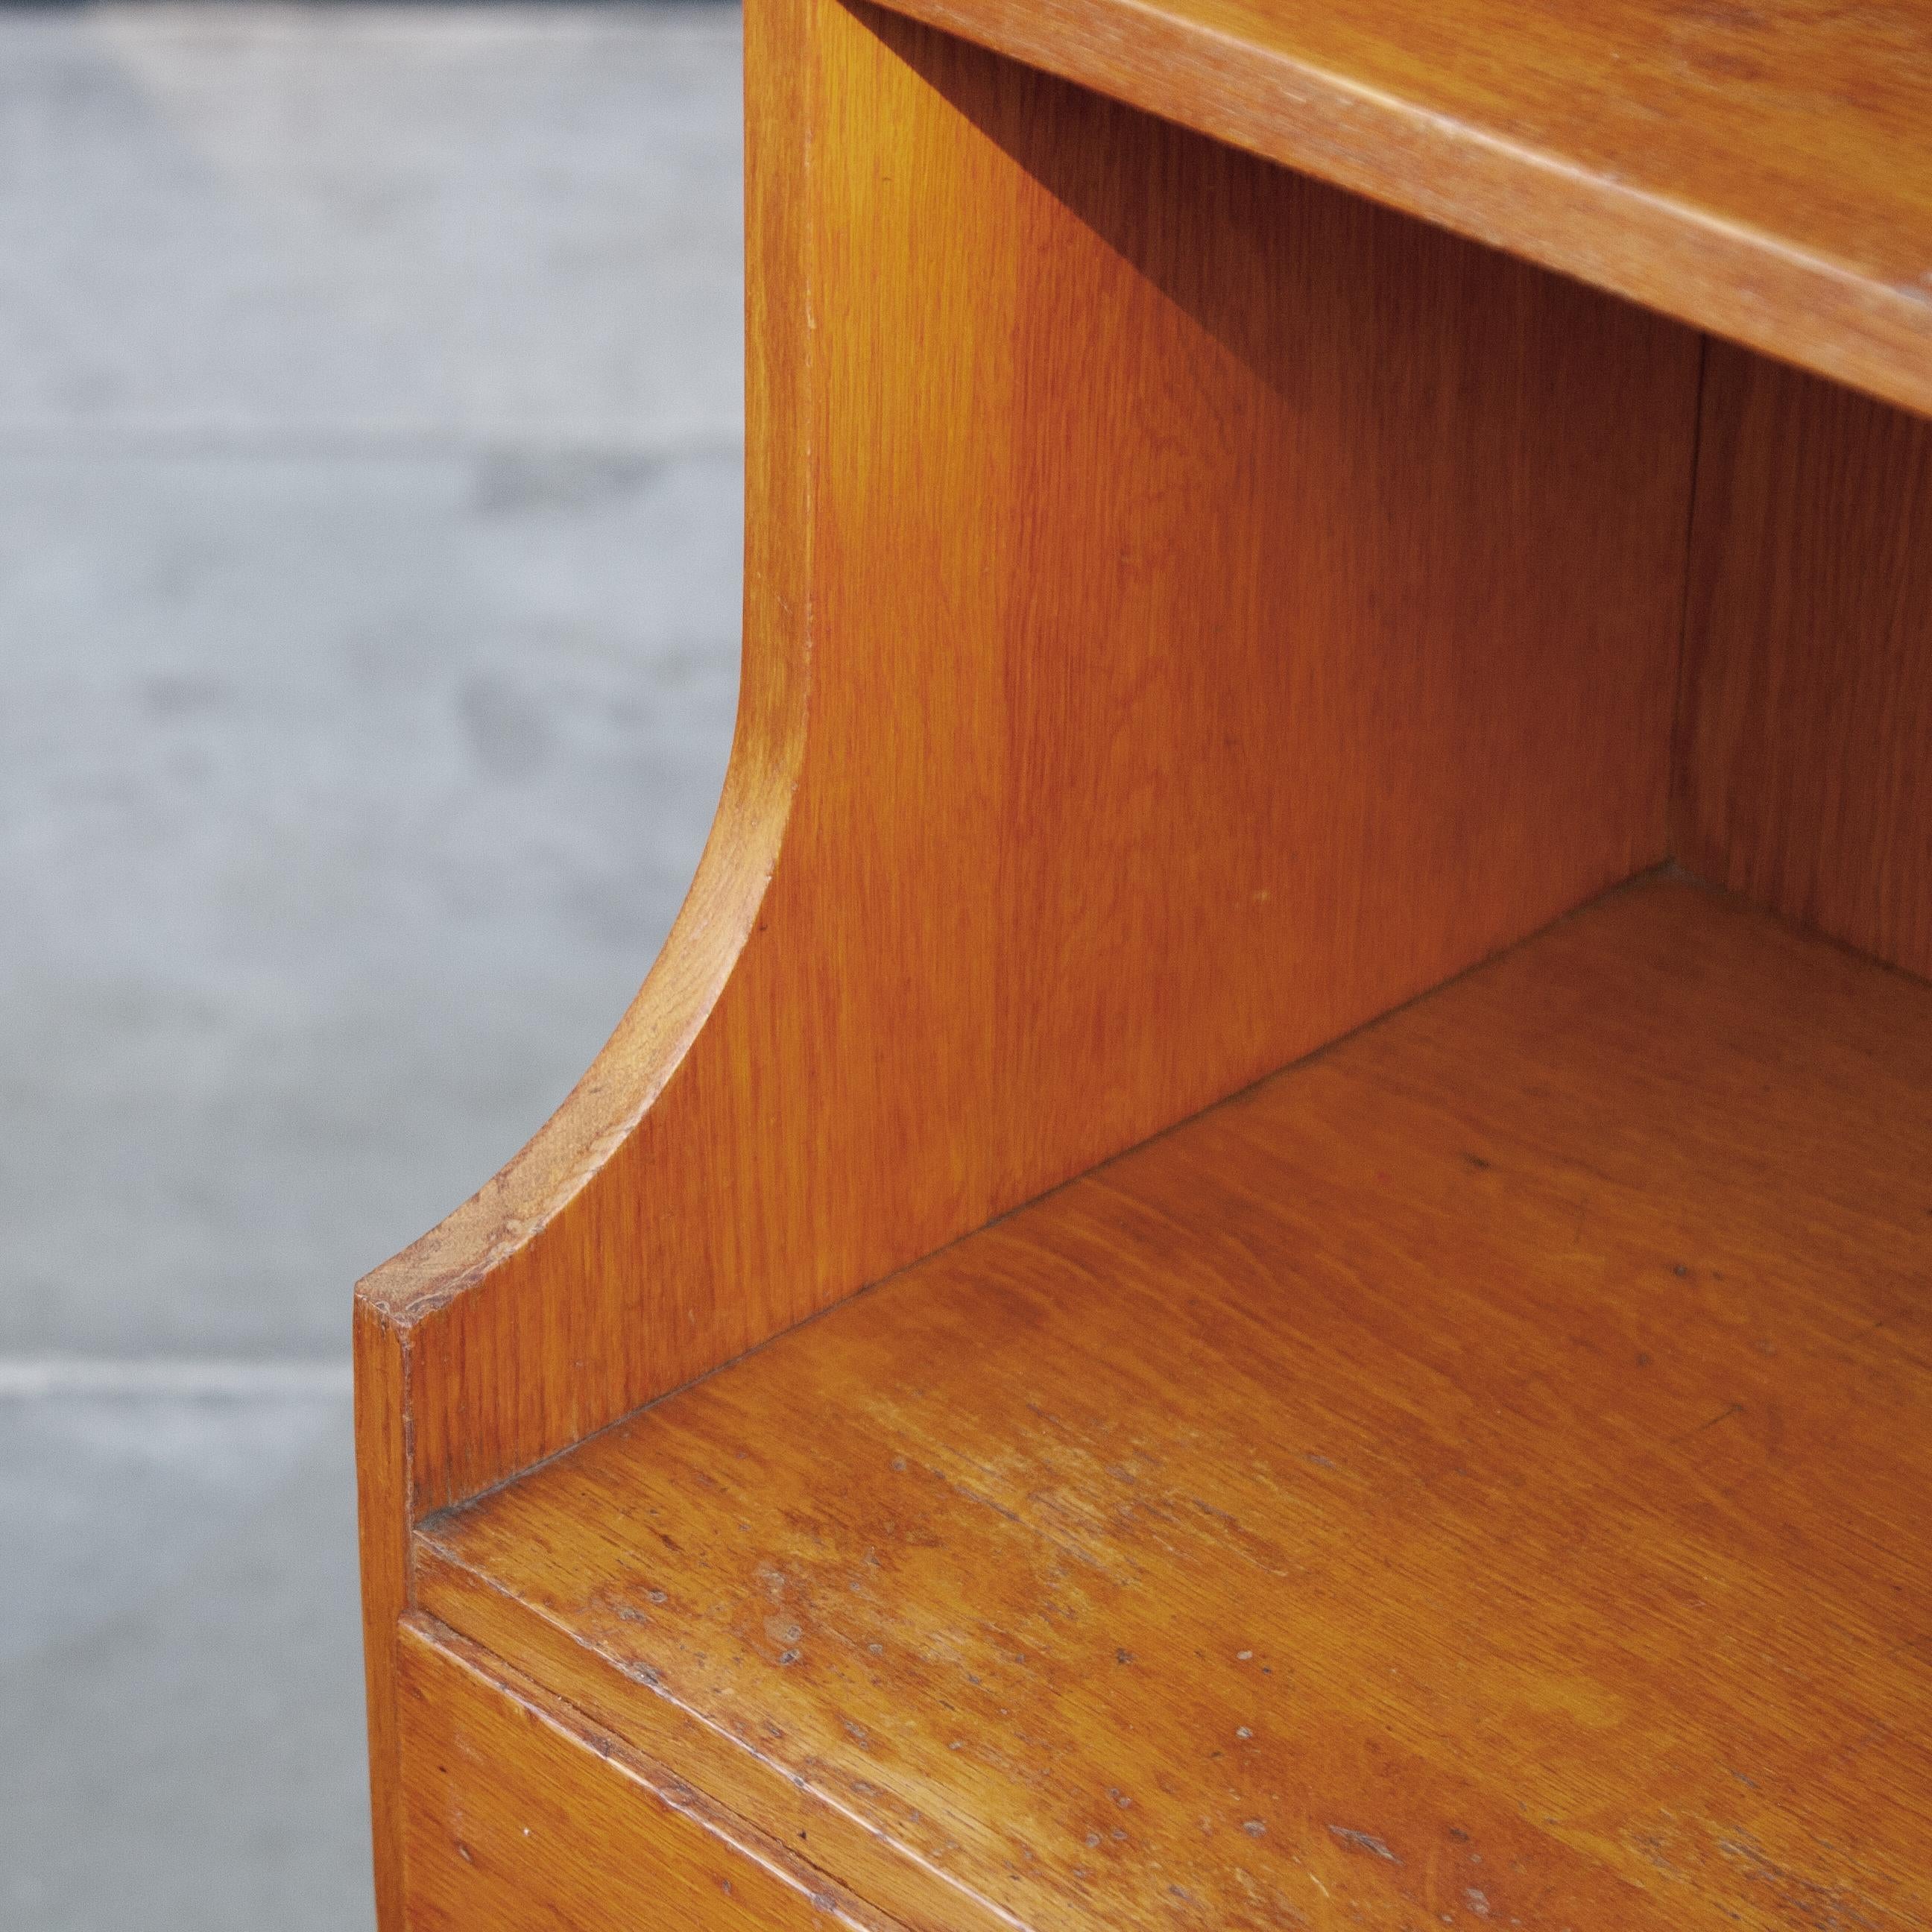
[{"left": 354, "top": 1, "right": 1932, "bottom": 1926}]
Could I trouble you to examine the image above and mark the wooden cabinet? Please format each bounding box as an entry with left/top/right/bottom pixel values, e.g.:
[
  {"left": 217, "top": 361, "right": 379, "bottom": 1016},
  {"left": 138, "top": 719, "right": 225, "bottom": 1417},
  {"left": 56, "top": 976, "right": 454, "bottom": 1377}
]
[{"left": 356, "top": 2, "right": 1932, "bottom": 1926}]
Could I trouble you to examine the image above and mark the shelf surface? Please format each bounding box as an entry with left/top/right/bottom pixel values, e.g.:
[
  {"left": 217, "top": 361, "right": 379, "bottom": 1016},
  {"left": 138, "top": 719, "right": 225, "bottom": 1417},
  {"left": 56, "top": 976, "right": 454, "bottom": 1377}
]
[
  {"left": 421, "top": 876, "right": 1932, "bottom": 1931},
  {"left": 855, "top": 0, "right": 1932, "bottom": 420}
]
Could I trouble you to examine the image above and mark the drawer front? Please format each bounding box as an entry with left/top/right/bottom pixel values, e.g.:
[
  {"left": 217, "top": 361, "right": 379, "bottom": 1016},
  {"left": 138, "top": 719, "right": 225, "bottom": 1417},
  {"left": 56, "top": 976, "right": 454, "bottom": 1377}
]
[{"left": 395, "top": 1620, "right": 886, "bottom": 1931}]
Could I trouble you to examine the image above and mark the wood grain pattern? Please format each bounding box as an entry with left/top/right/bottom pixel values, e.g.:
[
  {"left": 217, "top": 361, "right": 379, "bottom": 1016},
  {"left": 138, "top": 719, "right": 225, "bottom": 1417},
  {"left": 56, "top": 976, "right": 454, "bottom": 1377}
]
[
  {"left": 359, "top": 0, "right": 1699, "bottom": 1531},
  {"left": 1675, "top": 344, "right": 1932, "bottom": 980},
  {"left": 420, "top": 876, "right": 1932, "bottom": 1932},
  {"left": 353, "top": 1298, "right": 411, "bottom": 1932},
  {"left": 861, "top": 0, "right": 1932, "bottom": 420},
  {"left": 395, "top": 1618, "right": 901, "bottom": 1931}
]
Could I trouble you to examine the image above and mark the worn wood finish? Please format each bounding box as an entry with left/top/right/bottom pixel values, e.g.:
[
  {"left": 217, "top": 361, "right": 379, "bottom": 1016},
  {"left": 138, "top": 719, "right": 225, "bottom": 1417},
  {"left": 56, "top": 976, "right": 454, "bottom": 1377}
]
[
  {"left": 415, "top": 1546, "right": 1023, "bottom": 1932},
  {"left": 1675, "top": 344, "right": 1932, "bottom": 980},
  {"left": 420, "top": 877, "right": 1932, "bottom": 1932},
  {"left": 395, "top": 1618, "right": 899, "bottom": 1930},
  {"left": 359, "top": 0, "right": 1699, "bottom": 1532},
  {"left": 862, "top": 0, "right": 1932, "bottom": 420}
]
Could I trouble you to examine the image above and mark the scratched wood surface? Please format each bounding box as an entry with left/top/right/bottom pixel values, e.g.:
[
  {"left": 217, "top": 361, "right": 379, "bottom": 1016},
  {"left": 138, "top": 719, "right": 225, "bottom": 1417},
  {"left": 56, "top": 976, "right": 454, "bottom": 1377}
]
[
  {"left": 420, "top": 876, "right": 1932, "bottom": 1932},
  {"left": 1676, "top": 344, "right": 1932, "bottom": 982},
  {"left": 395, "top": 1619, "right": 903, "bottom": 1931},
  {"left": 359, "top": 0, "right": 1699, "bottom": 1532},
  {"left": 859, "top": 0, "right": 1932, "bottom": 420}
]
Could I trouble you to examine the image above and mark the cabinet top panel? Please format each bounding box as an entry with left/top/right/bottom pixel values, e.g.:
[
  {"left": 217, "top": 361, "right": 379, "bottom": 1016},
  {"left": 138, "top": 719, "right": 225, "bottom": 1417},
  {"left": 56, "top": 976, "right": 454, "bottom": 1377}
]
[{"left": 859, "top": 0, "right": 1932, "bottom": 417}]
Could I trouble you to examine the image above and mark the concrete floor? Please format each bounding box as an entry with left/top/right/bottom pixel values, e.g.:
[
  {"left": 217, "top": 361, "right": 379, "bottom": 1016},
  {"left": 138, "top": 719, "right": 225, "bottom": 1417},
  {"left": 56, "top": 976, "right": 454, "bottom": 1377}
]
[{"left": 0, "top": 6, "right": 743, "bottom": 1924}]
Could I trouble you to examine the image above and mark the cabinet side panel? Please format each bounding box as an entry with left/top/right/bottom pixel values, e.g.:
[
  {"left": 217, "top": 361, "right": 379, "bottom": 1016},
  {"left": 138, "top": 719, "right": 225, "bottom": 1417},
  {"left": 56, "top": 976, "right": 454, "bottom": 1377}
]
[
  {"left": 394, "top": 0, "right": 1703, "bottom": 1514},
  {"left": 395, "top": 1621, "right": 894, "bottom": 1931},
  {"left": 1675, "top": 344, "right": 1932, "bottom": 979},
  {"left": 808, "top": 3, "right": 1699, "bottom": 1202},
  {"left": 355, "top": 1300, "right": 411, "bottom": 1931}
]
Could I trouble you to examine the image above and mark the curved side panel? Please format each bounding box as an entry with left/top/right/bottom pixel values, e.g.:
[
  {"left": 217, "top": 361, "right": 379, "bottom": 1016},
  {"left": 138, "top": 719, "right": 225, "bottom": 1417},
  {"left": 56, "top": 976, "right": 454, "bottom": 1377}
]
[
  {"left": 354, "top": 10, "right": 816, "bottom": 1910},
  {"left": 362, "top": 0, "right": 1705, "bottom": 1538},
  {"left": 356, "top": 0, "right": 818, "bottom": 1498}
]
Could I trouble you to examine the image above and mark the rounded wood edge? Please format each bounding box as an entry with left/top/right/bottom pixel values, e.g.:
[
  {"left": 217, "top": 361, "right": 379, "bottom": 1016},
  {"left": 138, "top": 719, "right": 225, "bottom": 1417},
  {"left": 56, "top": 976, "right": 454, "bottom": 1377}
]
[
  {"left": 354, "top": 0, "right": 818, "bottom": 1343},
  {"left": 351, "top": 670, "right": 809, "bottom": 1330}
]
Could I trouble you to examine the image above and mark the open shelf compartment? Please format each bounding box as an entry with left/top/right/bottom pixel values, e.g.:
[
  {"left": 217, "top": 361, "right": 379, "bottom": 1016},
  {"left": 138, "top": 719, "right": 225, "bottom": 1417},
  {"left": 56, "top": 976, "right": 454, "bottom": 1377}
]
[{"left": 414, "top": 875, "right": 1932, "bottom": 1932}]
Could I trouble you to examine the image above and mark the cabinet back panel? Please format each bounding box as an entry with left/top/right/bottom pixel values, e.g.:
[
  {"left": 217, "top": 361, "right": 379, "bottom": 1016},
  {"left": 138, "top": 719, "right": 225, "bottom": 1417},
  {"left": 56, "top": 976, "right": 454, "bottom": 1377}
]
[{"left": 1676, "top": 346, "right": 1932, "bottom": 981}]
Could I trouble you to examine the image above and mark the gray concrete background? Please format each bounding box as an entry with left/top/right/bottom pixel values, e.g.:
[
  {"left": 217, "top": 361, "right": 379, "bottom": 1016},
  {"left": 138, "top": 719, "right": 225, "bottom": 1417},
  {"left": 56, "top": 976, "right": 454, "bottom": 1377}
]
[{"left": 0, "top": 6, "right": 743, "bottom": 1925}]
